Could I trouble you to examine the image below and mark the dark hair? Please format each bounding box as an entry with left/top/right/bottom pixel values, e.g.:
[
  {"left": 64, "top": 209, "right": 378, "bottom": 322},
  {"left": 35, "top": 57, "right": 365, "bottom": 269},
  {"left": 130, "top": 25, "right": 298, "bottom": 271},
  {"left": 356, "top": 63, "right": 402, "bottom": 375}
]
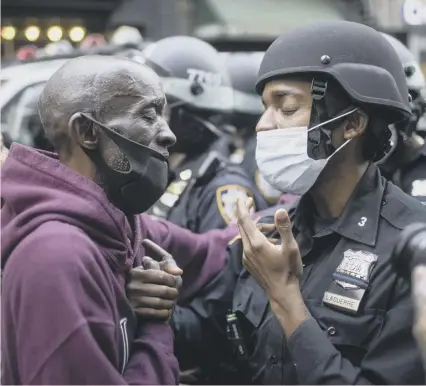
[
  {"left": 325, "top": 77, "right": 390, "bottom": 161},
  {"left": 361, "top": 110, "right": 391, "bottom": 161}
]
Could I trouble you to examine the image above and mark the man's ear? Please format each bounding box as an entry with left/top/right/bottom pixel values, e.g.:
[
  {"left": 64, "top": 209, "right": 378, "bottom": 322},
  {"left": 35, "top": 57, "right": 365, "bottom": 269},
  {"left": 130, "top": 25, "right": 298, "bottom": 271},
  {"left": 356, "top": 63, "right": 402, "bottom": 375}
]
[
  {"left": 344, "top": 109, "right": 369, "bottom": 140},
  {"left": 68, "top": 113, "right": 99, "bottom": 150}
]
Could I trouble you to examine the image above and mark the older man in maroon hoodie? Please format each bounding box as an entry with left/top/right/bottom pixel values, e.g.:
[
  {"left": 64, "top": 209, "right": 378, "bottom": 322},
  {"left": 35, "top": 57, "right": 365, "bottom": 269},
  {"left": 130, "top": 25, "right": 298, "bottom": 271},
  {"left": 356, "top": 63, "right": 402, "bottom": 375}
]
[{"left": 1, "top": 56, "right": 235, "bottom": 385}]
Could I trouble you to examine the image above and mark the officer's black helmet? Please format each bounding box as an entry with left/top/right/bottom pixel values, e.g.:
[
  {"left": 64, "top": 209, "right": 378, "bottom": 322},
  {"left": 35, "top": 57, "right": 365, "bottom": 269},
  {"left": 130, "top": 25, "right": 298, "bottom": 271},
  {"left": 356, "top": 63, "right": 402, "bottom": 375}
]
[
  {"left": 380, "top": 33, "right": 426, "bottom": 137},
  {"left": 381, "top": 33, "right": 425, "bottom": 92},
  {"left": 221, "top": 52, "right": 264, "bottom": 139},
  {"left": 256, "top": 21, "right": 411, "bottom": 124},
  {"left": 222, "top": 52, "right": 264, "bottom": 117},
  {"left": 142, "top": 36, "right": 233, "bottom": 153}
]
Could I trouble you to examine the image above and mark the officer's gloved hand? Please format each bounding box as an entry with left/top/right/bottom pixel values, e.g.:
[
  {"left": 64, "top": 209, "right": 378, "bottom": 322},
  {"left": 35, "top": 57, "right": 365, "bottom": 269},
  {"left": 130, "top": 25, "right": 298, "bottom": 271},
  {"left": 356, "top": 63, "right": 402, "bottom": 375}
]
[
  {"left": 413, "top": 265, "right": 426, "bottom": 369},
  {"left": 126, "top": 239, "right": 183, "bottom": 321}
]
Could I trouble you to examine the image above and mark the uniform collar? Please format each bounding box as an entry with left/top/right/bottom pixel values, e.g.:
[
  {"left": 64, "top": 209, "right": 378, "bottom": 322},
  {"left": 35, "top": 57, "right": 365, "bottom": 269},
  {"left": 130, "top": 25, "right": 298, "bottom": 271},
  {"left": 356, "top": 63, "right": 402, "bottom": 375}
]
[{"left": 293, "top": 163, "right": 385, "bottom": 247}]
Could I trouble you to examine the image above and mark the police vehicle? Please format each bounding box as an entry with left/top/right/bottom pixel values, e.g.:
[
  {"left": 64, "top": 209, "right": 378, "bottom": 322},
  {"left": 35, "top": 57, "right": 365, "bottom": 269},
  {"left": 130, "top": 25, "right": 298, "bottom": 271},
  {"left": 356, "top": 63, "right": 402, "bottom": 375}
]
[{"left": 1, "top": 43, "right": 148, "bottom": 150}]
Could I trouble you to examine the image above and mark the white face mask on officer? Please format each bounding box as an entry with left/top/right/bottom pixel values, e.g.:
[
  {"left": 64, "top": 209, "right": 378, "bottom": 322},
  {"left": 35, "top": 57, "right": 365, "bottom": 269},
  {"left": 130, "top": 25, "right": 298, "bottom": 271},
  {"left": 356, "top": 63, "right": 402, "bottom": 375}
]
[{"left": 255, "top": 108, "right": 357, "bottom": 196}]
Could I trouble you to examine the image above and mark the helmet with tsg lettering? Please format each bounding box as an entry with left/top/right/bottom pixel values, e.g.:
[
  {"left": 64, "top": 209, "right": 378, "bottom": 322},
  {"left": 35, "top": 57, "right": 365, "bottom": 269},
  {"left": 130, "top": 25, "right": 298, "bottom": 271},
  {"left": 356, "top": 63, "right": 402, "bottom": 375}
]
[{"left": 142, "top": 36, "right": 234, "bottom": 153}]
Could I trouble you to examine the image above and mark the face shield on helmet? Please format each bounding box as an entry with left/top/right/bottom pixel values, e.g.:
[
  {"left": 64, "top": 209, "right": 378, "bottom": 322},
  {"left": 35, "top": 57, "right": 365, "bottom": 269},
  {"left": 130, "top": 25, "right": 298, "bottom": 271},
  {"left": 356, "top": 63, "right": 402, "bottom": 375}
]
[
  {"left": 221, "top": 52, "right": 265, "bottom": 139},
  {"left": 142, "top": 37, "right": 234, "bottom": 154}
]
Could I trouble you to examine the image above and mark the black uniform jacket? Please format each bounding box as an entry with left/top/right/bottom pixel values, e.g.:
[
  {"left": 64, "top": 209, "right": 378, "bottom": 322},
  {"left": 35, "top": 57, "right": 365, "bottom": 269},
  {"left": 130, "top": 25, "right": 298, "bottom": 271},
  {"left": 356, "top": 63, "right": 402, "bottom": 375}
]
[{"left": 172, "top": 163, "right": 426, "bottom": 384}]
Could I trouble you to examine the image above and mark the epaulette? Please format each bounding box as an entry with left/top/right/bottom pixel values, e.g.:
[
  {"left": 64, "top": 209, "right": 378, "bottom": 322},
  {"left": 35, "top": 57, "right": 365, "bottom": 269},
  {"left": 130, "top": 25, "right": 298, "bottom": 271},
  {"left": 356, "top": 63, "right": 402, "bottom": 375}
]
[
  {"left": 196, "top": 151, "right": 225, "bottom": 184},
  {"left": 381, "top": 182, "right": 426, "bottom": 229},
  {"left": 146, "top": 151, "right": 225, "bottom": 221}
]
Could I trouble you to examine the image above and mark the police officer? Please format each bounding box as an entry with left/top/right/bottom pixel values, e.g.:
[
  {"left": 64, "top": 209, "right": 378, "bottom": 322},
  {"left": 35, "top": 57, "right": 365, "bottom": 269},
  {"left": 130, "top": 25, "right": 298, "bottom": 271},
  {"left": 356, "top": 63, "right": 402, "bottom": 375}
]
[
  {"left": 142, "top": 36, "right": 267, "bottom": 232},
  {"left": 172, "top": 21, "right": 426, "bottom": 384},
  {"left": 223, "top": 52, "right": 283, "bottom": 206},
  {"left": 378, "top": 33, "right": 426, "bottom": 204}
]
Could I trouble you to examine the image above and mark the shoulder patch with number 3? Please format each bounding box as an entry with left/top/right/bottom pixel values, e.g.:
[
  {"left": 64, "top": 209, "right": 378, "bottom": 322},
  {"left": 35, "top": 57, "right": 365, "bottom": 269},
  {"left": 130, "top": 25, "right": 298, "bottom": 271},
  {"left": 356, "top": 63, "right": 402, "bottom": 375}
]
[{"left": 216, "top": 185, "right": 255, "bottom": 224}]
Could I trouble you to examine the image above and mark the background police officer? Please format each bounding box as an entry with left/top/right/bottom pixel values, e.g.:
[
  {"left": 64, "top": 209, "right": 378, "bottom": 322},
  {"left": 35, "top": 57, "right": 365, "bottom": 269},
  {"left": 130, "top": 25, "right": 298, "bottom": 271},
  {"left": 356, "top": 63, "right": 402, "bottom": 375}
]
[
  {"left": 378, "top": 33, "right": 426, "bottom": 204},
  {"left": 171, "top": 21, "right": 426, "bottom": 385},
  {"left": 223, "top": 51, "right": 283, "bottom": 206},
  {"left": 141, "top": 36, "right": 267, "bottom": 232}
]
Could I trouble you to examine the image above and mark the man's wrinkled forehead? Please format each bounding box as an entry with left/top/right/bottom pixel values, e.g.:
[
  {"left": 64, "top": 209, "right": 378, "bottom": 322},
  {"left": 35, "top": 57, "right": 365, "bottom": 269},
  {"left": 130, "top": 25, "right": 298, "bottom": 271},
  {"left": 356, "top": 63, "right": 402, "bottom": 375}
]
[{"left": 98, "top": 66, "right": 163, "bottom": 103}]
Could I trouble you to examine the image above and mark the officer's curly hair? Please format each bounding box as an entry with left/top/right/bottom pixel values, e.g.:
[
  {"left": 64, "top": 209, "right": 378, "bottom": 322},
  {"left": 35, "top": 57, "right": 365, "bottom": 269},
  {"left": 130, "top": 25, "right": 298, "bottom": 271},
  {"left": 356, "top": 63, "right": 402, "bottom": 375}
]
[
  {"left": 325, "top": 78, "right": 391, "bottom": 162},
  {"left": 361, "top": 112, "right": 392, "bottom": 162}
]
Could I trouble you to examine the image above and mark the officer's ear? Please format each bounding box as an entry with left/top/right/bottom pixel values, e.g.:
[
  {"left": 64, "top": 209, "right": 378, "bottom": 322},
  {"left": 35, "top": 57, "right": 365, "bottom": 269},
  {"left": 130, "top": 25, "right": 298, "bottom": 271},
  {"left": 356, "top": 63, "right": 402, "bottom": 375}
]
[
  {"left": 68, "top": 113, "right": 99, "bottom": 150},
  {"left": 344, "top": 109, "right": 369, "bottom": 140}
]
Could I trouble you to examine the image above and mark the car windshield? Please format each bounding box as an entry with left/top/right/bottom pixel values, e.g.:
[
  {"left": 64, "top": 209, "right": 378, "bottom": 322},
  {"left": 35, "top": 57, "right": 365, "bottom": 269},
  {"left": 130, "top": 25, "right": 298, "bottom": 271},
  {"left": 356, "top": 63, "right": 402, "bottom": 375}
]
[{"left": 1, "top": 82, "right": 53, "bottom": 150}]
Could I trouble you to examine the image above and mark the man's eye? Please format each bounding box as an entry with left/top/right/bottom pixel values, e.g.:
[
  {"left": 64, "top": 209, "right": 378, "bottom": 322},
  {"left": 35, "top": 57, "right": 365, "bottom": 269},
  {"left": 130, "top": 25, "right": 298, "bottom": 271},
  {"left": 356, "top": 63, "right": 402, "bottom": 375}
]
[{"left": 142, "top": 111, "right": 157, "bottom": 122}]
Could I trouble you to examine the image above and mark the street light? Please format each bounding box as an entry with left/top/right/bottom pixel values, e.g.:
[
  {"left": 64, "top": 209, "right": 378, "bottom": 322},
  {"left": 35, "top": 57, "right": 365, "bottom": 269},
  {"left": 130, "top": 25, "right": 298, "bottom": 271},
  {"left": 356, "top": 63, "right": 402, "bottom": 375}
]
[
  {"left": 47, "top": 26, "right": 63, "bottom": 42},
  {"left": 1, "top": 26, "right": 16, "bottom": 41},
  {"left": 69, "top": 26, "right": 86, "bottom": 42},
  {"left": 25, "top": 26, "right": 40, "bottom": 42}
]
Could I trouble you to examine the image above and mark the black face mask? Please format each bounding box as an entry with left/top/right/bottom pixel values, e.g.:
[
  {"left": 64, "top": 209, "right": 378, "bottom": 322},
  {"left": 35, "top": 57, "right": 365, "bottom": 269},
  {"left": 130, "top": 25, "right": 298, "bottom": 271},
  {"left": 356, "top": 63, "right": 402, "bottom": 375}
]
[{"left": 80, "top": 113, "right": 168, "bottom": 215}]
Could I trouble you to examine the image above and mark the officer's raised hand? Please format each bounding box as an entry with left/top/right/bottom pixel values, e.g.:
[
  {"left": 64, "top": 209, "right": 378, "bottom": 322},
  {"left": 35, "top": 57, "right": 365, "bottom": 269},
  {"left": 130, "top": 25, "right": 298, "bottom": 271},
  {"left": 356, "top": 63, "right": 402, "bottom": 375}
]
[
  {"left": 236, "top": 197, "right": 303, "bottom": 287},
  {"left": 127, "top": 240, "right": 183, "bottom": 321},
  {"left": 236, "top": 197, "right": 309, "bottom": 337}
]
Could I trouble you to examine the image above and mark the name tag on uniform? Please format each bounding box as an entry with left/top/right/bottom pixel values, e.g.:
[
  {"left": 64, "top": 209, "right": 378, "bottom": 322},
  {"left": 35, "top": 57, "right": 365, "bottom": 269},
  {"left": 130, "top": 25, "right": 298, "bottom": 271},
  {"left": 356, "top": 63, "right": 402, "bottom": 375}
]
[{"left": 323, "top": 249, "right": 378, "bottom": 314}]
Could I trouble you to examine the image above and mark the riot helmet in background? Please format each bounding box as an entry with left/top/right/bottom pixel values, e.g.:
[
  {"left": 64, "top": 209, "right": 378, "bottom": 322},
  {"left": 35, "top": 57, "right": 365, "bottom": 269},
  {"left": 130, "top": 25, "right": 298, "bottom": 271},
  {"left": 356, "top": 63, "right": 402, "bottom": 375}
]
[
  {"left": 221, "top": 51, "right": 264, "bottom": 140},
  {"left": 377, "top": 33, "right": 426, "bottom": 170},
  {"left": 142, "top": 36, "right": 234, "bottom": 154},
  {"left": 381, "top": 33, "right": 426, "bottom": 137}
]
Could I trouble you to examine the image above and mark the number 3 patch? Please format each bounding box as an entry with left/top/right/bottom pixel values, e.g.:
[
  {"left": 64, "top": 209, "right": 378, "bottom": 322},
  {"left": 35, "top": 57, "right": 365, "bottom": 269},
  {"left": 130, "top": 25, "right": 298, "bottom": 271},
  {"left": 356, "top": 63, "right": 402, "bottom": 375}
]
[{"left": 216, "top": 185, "right": 256, "bottom": 224}]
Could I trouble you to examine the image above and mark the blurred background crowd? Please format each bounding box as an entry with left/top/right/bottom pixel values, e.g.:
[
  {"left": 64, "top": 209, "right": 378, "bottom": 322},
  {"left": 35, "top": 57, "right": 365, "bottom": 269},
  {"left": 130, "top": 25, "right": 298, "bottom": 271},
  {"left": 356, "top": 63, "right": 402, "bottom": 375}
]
[{"left": 3, "top": 0, "right": 426, "bottom": 151}]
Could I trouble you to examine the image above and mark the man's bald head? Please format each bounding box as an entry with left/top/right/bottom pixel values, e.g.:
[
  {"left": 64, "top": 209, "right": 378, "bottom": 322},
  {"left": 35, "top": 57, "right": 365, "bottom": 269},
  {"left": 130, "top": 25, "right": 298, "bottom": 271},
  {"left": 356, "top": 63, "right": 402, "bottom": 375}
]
[{"left": 39, "top": 55, "right": 165, "bottom": 156}]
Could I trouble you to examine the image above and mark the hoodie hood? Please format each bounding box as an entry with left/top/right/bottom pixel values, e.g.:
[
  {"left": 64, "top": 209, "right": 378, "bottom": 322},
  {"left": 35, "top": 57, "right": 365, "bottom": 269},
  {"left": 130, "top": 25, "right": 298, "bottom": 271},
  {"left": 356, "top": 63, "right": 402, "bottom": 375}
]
[{"left": 1, "top": 143, "right": 141, "bottom": 270}]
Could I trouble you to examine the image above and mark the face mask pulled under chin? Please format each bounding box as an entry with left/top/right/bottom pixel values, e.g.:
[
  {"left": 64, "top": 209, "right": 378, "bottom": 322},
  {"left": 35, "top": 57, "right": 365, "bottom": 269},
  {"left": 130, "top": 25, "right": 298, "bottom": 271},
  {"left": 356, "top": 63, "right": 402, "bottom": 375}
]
[
  {"left": 256, "top": 123, "right": 353, "bottom": 196},
  {"left": 80, "top": 113, "right": 169, "bottom": 215}
]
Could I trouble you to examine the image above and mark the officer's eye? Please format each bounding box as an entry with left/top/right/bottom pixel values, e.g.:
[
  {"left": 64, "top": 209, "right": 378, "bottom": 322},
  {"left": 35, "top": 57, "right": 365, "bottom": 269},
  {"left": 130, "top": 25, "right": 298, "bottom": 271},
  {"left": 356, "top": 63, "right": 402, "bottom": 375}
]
[{"left": 280, "top": 108, "right": 297, "bottom": 116}]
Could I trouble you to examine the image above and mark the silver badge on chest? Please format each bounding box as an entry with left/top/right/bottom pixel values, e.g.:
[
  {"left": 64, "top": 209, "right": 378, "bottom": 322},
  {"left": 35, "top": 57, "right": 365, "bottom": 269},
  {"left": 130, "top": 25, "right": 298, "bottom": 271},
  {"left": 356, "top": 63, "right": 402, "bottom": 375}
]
[{"left": 323, "top": 249, "right": 378, "bottom": 314}]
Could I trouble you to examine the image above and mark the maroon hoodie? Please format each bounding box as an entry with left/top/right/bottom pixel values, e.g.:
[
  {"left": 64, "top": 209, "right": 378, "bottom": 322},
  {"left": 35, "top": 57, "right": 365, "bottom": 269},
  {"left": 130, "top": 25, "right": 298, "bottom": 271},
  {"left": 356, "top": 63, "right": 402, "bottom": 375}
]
[{"left": 1, "top": 144, "right": 236, "bottom": 385}]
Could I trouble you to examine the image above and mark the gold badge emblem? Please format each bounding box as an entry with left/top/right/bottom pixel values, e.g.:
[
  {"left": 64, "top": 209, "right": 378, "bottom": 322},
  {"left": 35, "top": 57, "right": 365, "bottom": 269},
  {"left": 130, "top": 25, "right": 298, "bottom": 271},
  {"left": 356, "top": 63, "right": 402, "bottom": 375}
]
[{"left": 216, "top": 185, "right": 255, "bottom": 224}]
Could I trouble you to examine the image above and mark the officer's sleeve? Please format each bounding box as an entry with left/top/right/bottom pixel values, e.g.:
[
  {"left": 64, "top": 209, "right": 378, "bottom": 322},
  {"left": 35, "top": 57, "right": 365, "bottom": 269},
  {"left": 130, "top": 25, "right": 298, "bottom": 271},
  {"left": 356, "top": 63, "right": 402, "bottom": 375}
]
[
  {"left": 171, "top": 236, "right": 244, "bottom": 372},
  {"left": 196, "top": 173, "right": 268, "bottom": 233},
  {"left": 287, "top": 276, "right": 424, "bottom": 384}
]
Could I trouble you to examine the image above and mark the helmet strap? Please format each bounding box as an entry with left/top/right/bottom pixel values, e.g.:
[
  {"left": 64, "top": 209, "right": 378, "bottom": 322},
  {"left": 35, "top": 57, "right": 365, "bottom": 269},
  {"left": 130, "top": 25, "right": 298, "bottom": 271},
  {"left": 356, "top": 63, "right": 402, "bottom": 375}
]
[
  {"left": 307, "top": 78, "right": 336, "bottom": 159},
  {"left": 307, "top": 78, "right": 356, "bottom": 160}
]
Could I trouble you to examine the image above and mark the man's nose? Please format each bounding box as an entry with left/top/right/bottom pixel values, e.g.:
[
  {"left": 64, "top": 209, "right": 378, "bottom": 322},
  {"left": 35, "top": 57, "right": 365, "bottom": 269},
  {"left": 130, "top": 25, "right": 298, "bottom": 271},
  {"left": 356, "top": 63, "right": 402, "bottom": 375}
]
[{"left": 156, "top": 125, "right": 176, "bottom": 149}]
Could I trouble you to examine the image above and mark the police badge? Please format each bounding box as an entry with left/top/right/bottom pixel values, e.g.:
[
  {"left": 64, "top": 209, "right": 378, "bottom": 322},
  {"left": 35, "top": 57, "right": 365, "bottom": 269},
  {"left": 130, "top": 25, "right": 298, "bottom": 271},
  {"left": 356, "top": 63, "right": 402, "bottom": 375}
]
[
  {"left": 216, "top": 185, "right": 255, "bottom": 224},
  {"left": 323, "top": 249, "right": 378, "bottom": 314}
]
